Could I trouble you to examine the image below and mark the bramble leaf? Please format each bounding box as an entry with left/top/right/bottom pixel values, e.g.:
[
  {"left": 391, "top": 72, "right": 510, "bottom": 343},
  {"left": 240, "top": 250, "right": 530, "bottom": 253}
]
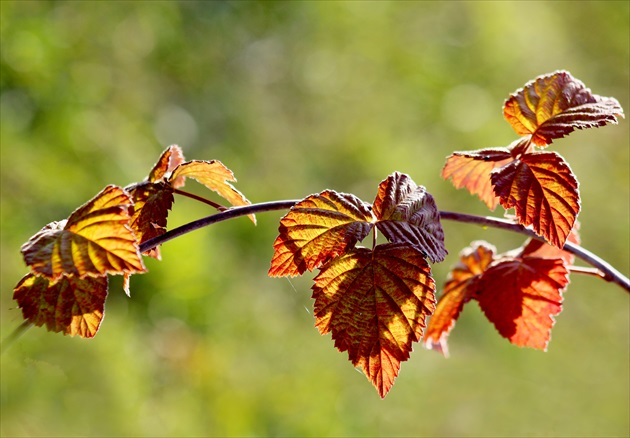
[
  {"left": 503, "top": 70, "right": 624, "bottom": 146},
  {"left": 269, "top": 191, "right": 375, "bottom": 277},
  {"left": 442, "top": 148, "right": 513, "bottom": 210},
  {"left": 312, "top": 243, "right": 436, "bottom": 398},
  {"left": 148, "top": 144, "right": 186, "bottom": 186},
  {"left": 424, "top": 241, "right": 495, "bottom": 356},
  {"left": 491, "top": 151, "right": 580, "bottom": 248},
  {"left": 373, "top": 172, "right": 447, "bottom": 262},
  {"left": 426, "top": 239, "right": 570, "bottom": 354},
  {"left": 21, "top": 185, "right": 146, "bottom": 279},
  {"left": 477, "top": 256, "right": 569, "bottom": 350},
  {"left": 519, "top": 222, "right": 580, "bottom": 265},
  {"left": 13, "top": 273, "right": 108, "bottom": 338},
  {"left": 127, "top": 181, "right": 174, "bottom": 260},
  {"left": 170, "top": 160, "right": 256, "bottom": 223}
]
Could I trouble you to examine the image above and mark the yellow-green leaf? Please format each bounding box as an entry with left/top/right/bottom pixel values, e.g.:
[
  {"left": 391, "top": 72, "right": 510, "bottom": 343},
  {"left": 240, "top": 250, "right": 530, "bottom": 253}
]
[{"left": 169, "top": 160, "right": 255, "bottom": 223}]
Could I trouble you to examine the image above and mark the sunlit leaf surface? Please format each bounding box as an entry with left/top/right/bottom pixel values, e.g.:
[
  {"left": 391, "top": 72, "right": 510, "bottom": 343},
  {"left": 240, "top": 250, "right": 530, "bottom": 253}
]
[
  {"left": 170, "top": 160, "right": 256, "bottom": 223},
  {"left": 127, "top": 181, "right": 174, "bottom": 259},
  {"left": 426, "top": 240, "right": 570, "bottom": 353},
  {"left": 442, "top": 148, "right": 513, "bottom": 210},
  {"left": 491, "top": 151, "right": 580, "bottom": 248},
  {"left": 503, "top": 70, "right": 624, "bottom": 146},
  {"left": 269, "top": 190, "right": 375, "bottom": 277},
  {"left": 13, "top": 273, "right": 108, "bottom": 338},
  {"left": 477, "top": 257, "right": 569, "bottom": 350},
  {"left": 312, "top": 243, "right": 436, "bottom": 398},
  {"left": 21, "top": 185, "right": 146, "bottom": 279},
  {"left": 148, "top": 144, "right": 186, "bottom": 186},
  {"left": 424, "top": 241, "right": 495, "bottom": 356}
]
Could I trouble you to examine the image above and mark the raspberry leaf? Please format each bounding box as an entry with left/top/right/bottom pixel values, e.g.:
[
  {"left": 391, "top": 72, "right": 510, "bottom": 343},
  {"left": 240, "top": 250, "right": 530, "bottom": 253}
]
[
  {"left": 21, "top": 185, "right": 146, "bottom": 279},
  {"left": 269, "top": 191, "right": 375, "bottom": 277},
  {"left": 491, "top": 151, "right": 580, "bottom": 248},
  {"left": 13, "top": 273, "right": 108, "bottom": 338},
  {"left": 424, "top": 241, "right": 495, "bottom": 356},
  {"left": 312, "top": 243, "right": 436, "bottom": 398},
  {"left": 442, "top": 148, "right": 513, "bottom": 210},
  {"left": 373, "top": 172, "right": 447, "bottom": 262},
  {"left": 503, "top": 70, "right": 624, "bottom": 146},
  {"left": 169, "top": 160, "right": 256, "bottom": 223},
  {"left": 477, "top": 256, "right": 569, "bottom": 351}
]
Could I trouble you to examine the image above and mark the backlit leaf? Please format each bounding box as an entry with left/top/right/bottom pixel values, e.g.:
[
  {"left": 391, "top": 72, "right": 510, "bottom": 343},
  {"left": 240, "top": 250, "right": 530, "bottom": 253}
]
[
  {"left": 170, "top": 160, "right": 256, "bottom": 223},
  {"left": 13, "top": 273, "right": 108, "bottom": 338},
  {"left": 21, "top": 185, "right": 146, "bottom": 279},
  {"left": 424, "top": 241, "right": 495, "bottom": 356},
  {"left": 477, "top": 257, "right": 569, "bottom": 350},
  {"left": 442, "top": 148, "right": 513, "bottom": 210},
  {"left": 127, "top": 181, "right": 174, "bottom": 259},
  {"left": 373, "top": 172, "right": 447, "bottom": 262},
  {"left": 312, "top": 243, "right": 436, "bottom": 398},
  {"left": 148, "top": 144, "right": 186, "bottom": 186},
  {"left": 504, "top": 70, "right": 624, "bottom": 146},
  {"left": 269, "top": 191, "right": 375, "bottom": 277},
  {"left": 491, "top": 151, "right": 580, "bottom": 248},
  {"left": 519, "top": 222, "right": 580, "bottom": 265}
]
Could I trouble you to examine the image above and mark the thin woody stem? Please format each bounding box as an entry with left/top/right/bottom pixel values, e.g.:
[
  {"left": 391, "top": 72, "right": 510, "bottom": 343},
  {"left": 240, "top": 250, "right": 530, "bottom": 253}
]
[
  {"left": 569, "top": 266, "right": 607, "bottom": 279},
  {"left": 138, "top": 200, "right": 630, "bottom": 293},
  {"left": 172, "top": 188, "right": 227, "bottom": 211}
]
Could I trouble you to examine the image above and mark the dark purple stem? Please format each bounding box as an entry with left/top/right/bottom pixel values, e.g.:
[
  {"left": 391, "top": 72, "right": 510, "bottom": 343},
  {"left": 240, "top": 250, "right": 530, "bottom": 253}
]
[{"left": 138, "top": 200, "right": 630, "bottom": 293}]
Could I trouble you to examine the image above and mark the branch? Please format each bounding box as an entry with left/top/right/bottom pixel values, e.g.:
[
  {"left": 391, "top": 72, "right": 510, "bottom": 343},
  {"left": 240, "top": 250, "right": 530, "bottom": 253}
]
[{"left": 139, "top": 200, "right": 630, "bottom": 293}]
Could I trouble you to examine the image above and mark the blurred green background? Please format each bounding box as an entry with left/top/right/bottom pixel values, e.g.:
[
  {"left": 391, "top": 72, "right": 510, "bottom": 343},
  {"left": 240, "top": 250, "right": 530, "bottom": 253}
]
[{"left": 1, "top": 1, "right": 628, "bottom": 437}]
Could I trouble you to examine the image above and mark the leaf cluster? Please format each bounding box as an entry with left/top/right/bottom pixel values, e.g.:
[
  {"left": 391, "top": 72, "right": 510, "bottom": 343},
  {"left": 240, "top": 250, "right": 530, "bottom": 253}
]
[
  {"left": 15, "top": 146, "right": 253, "bottom": 338},
  {"left": 10, "top": 71, "right": 626, "bottom": 398}
]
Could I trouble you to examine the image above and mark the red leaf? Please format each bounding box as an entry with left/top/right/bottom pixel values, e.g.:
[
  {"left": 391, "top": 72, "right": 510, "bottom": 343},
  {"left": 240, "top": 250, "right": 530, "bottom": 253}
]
[
  {"left": 504, "top": 70, "right": 624, "bottom": 146},
  {"left": 13, "top": 273, "right": 108, "bottom": 338},
  {"left": 127, "top": 181, "right": 174, "bottom": 260},
  {"left": 21, "top": 185, "right": 146, "bottom": 279},
  {"left": 312, "top": 243, "right": 436, "bottom": 398},
  {"left": 269, "top": 191, "right": 375, "bottom": 277},
  {"left": 424, "top": 241, "right": 495, "bottom": 356},
  {"left": 491, "top": 151, "right": 580, "bottom": 248},
  {"left": 519, "top": 222, "right": 580, "bottom": 265},
  {"left": 476, "top": 257, "right": 569, "bottom": 351},
  {"left": 373, "top": 172, "right": 447, "bottom": 262},
  {"left": 148, "top": 145, "right": 186, "bottom": 186},
  {"left": 442, "top": 148, "right": 513, "bottom": 210}
]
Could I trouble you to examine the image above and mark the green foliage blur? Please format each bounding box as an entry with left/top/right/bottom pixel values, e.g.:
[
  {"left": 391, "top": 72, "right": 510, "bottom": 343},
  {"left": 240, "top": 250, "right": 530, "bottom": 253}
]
[{"left": 1, "top": 1, "right": 628, "bottom": 436}]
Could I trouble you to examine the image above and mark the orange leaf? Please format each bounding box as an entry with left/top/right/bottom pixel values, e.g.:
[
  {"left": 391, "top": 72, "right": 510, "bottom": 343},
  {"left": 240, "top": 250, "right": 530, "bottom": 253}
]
[
  {"left": 312, "top": 243, "right": 436, "bottom": 398},
  {"left": 477, "top": 257, "right": 569, "bottom": 351},
  {"left": 268, "top": 191, "right": 375, "bottom": 277},
  {"left": 373, "top": 172, "right": 447, "bottom": 262},
  {"left": 491, "top": 151, "right": 580, "bottom": 248},
  {"left": 13, "top": 273, "right": 108, "bottom": 338},
  {"left": 424, "top": 241, "right": 495, "bottom": 356},
  {"left": 442, "top": 148, "right": 513, "bottom": 210},
  {"left": 127, "top": 181, "right": 174, "bottom": 260},
  {"left": 519, "top": 222, "right": 580, "bottom": 266},
  {"left": 170, "top": 160, "right": 255, "bottom": 224},
  {"left": 148, "top": 145, "right": 186, "bottom": 186},
  {"left": 21, "top": 185, "right": 146, "bottom": 279},
  {"left": 504, "top": 70, "right": 624, "bottom": 146}
]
